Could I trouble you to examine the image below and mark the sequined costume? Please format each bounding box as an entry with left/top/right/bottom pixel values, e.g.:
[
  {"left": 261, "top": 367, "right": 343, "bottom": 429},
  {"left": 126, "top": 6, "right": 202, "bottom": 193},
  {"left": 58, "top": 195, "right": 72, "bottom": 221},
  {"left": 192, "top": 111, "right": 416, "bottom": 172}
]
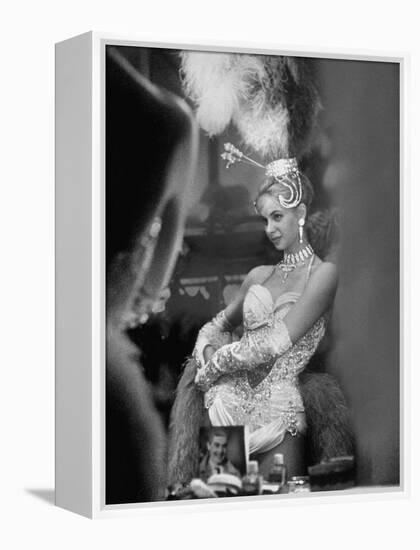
[{"left": 194, "top": 260, "right": 326, "bottom": 456}]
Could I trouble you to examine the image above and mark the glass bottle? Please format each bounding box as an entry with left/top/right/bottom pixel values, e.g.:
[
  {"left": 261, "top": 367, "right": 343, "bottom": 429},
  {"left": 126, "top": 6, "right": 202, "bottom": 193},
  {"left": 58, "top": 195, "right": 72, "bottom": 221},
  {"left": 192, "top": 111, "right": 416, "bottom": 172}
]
[
  {"left": 268, "top": 453, "right": 287, "bottom": 489},
  {"left": 242, "top": 460, "right": 262, "bottom": 496}
]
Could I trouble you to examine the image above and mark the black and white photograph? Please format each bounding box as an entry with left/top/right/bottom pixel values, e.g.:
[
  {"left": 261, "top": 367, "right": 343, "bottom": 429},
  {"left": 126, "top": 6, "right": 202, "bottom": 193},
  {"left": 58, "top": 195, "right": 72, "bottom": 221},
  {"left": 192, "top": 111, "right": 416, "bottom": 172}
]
[
  {"left": 105, "top": 43, "right": 400, "bottom": 506},
  {"left": 198, "top": 426, "right": 247, "bottom": 482}
]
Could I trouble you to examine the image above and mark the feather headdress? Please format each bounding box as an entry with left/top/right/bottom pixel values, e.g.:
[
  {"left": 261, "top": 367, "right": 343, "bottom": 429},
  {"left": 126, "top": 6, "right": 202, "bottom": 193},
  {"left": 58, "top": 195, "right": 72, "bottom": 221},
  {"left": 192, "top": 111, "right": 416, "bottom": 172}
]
[{"left": 180, "top": 52, "right": 321, "bottom": 159}]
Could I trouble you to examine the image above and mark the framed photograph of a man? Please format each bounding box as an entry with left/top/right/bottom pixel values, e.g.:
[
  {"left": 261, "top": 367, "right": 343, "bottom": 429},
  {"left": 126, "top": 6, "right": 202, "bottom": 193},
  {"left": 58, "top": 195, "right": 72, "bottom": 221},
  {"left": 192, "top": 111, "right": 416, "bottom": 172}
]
[{"left": 198, "top": 426, "right": 247, "bottom": 482}]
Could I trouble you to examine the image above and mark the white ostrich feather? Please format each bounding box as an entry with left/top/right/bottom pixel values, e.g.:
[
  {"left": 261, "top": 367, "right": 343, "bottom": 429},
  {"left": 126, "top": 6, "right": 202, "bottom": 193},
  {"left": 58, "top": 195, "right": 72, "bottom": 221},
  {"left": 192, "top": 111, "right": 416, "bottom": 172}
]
[
  {"left": 180, "top": 51, "right": 316, "bottom": 158},
  {"left": 234, "top": 104, "right": 290, "bottom": 158},
  {"left": 180, "top": 52, "right": 242, "bottom": 135}
]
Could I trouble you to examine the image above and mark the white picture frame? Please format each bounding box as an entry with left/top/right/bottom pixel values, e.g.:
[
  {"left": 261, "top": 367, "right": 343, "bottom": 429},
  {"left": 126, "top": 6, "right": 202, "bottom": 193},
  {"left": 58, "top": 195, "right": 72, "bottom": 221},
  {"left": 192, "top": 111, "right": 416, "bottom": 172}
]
[{"left": 55, "top": 31, "right": 407, "bottom": 518}]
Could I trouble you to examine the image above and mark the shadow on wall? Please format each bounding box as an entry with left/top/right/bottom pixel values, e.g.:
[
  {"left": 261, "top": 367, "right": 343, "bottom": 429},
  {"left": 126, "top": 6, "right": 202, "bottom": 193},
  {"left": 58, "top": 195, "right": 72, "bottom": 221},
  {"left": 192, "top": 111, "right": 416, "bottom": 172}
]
[{"left": 320, "top": 59, "right": 400, "bottom": 486}]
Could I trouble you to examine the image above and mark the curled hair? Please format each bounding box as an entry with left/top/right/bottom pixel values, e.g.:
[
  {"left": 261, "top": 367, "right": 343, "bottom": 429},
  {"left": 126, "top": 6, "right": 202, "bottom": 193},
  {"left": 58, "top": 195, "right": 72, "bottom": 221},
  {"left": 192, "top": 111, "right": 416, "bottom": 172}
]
[
  {"left": 208, "top": 428, "right": 228, "bottom": 442},
  {"left": 255, "top": 171, "right": 314, "bottom": 212}
]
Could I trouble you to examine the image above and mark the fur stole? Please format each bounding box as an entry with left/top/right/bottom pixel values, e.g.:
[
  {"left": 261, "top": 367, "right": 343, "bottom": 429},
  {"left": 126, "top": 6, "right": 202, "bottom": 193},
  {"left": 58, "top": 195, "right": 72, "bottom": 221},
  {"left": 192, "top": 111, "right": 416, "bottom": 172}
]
[
  {"left": 299, "top": 370, "right": 354, "bottom": 465},
  {"left": 167, "top": 356, "right": 205, "bottom": 487}
]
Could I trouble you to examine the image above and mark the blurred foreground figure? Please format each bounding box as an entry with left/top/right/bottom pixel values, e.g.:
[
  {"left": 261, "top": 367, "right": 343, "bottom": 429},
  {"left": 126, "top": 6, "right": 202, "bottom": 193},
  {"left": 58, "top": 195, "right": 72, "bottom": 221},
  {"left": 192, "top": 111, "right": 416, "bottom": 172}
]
[{"left": 106, "top": 47, "right": 198, "bottom": 504}]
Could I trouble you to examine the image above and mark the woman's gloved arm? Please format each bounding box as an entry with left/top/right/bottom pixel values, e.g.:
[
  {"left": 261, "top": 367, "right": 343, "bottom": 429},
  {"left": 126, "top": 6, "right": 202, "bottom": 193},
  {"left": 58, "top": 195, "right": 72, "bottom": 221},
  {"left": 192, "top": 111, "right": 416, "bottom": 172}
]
[
  {"left": 195, "top": 317, "right": 292, "bottom": 391},
  {"left": 193, "top": 310, "right": 233, "bottom": 369}
]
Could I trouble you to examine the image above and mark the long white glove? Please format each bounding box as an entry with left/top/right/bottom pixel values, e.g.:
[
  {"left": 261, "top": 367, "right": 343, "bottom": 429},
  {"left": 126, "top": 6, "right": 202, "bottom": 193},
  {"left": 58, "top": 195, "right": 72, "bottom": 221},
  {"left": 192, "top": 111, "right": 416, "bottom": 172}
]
[
  {"left": 193, "top": 310, "right": 233, "bottom": 369},
  {"left": 195, "top": 317, "right": 292, "bottom": 391}
]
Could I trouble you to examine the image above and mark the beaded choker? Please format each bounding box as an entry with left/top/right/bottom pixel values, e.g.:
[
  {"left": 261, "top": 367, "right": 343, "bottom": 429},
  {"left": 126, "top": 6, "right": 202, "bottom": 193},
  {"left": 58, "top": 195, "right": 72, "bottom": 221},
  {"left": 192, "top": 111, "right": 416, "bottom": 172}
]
[
  {"left": 283, "top": 243, "right": 314, "bottom": 265},
  {"left": 276, "top": 244, "right": 314, "bottom": 283}
]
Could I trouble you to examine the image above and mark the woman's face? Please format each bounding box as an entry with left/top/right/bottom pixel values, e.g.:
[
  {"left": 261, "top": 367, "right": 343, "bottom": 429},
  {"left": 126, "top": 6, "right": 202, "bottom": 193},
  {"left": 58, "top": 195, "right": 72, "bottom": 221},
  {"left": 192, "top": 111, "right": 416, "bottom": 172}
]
[{"left": 257, "top": 193, "right": 301, "bottom": 253}]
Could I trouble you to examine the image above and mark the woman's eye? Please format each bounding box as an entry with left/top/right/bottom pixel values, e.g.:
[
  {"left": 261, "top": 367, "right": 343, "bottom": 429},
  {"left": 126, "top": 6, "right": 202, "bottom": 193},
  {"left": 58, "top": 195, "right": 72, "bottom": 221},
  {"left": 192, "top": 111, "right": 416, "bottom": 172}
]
[{"left": 273, "top": 214, "right": 283, "bottom": 221}]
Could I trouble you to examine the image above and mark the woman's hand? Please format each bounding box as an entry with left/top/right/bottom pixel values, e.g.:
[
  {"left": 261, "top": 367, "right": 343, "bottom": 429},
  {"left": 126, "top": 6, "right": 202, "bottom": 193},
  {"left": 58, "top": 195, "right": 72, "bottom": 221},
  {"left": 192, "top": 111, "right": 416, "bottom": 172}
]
[
  {"left": 194, "top": 360, "right": 214, "bottom": 392},
  {"left": 195, "top": 346, "right": 216, "bottom": 391}
]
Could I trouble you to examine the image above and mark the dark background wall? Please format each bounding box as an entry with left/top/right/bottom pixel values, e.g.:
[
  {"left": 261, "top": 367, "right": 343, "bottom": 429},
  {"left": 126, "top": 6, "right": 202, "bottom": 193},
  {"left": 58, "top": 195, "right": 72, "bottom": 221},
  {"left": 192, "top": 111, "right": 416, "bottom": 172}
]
[{"left": 319, "top": 59, "right": 400, "bottom": 486}]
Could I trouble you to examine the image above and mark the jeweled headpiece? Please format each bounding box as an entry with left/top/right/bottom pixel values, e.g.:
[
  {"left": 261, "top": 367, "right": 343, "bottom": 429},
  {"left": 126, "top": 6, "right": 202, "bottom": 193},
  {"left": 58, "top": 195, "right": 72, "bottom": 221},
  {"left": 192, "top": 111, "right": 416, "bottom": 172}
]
[{"left": 221, "top": 143, "right": 302, "bottom": 209}]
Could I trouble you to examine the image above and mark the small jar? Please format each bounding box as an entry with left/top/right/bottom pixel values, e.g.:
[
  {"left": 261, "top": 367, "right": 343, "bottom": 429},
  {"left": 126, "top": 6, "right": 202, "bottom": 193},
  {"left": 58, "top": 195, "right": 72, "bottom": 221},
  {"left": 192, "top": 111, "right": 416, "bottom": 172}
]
[{"left": 287, "top": 475, "right": 310, "bottom": 494}]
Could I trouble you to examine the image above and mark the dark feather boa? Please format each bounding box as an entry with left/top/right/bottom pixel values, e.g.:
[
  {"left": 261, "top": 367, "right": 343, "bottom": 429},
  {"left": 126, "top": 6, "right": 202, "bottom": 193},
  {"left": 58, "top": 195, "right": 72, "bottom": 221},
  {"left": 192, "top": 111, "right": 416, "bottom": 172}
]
[
  {"left": 167, "top": 357, "right": 205, "bottom": 487},
  {"left": 167, "top": 356, "right": 354, "bottom": 486},
  {"left": 299, "top": 370, "right": 354, "bottom": 465}
]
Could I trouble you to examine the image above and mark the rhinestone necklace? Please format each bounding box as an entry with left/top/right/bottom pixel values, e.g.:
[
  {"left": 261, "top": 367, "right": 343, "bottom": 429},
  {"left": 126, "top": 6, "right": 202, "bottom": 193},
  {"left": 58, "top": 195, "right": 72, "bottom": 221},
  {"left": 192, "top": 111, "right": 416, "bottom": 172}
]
[{"left": 276, "top": 244, "right": 314, "bottom": 283}]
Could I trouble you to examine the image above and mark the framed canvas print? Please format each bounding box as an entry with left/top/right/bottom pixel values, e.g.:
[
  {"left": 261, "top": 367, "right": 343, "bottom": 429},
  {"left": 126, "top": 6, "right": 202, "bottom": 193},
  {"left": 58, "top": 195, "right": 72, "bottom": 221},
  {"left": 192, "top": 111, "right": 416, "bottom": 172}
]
[{"left": 55, "top": 32, "right": 406, "bottom": 518}]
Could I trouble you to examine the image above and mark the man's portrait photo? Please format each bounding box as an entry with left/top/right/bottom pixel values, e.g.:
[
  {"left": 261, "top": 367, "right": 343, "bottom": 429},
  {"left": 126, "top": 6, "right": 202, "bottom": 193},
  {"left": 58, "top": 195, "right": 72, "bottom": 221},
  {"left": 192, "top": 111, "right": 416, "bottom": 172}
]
[{"left": 199, "top": 427, "right": 247, "bottom": 482}]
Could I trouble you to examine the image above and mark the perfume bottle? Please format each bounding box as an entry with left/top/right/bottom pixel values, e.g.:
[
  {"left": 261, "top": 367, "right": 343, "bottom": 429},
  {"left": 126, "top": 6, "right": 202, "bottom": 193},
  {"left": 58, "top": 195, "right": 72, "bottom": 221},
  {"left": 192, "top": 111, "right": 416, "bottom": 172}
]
[
  {"left": 268, "top": 453, "right": 287, "bottom": 487},
  {"left": 242, "top": 460, "right": 262, "bottom": 496},
  {"left": 261, "top": 453, "right": 288, "bottom": 494}
]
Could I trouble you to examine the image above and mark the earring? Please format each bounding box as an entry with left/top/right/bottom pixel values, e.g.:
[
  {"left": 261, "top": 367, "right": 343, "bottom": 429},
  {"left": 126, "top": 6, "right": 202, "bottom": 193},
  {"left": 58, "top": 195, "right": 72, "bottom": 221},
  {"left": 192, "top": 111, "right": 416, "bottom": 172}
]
[{"left": 298, "top": 218, "right": 305, "bottom": 244}]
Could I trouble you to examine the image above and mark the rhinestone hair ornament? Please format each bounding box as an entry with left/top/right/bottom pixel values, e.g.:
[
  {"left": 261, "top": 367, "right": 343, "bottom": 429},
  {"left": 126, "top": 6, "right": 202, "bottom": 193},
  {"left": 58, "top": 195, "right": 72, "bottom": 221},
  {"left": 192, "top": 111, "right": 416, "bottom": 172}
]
[{"left": 221, "top": 143, "right": 303, "bottom": 209}]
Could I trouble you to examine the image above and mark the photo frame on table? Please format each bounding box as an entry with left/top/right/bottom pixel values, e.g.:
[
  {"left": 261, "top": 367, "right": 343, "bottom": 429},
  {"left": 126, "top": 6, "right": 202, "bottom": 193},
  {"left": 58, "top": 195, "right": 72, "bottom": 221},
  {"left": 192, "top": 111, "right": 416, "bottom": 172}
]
[{"left": 55, "top": 32, "right": 407, "bottom": 518}]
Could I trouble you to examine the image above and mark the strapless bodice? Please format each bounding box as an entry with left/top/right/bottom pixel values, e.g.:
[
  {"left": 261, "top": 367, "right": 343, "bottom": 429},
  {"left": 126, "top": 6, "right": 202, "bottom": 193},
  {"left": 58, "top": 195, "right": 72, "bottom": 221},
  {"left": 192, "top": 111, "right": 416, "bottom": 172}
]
[{"left": 243, "top": 284, "right": 302, "bottom": 330}]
